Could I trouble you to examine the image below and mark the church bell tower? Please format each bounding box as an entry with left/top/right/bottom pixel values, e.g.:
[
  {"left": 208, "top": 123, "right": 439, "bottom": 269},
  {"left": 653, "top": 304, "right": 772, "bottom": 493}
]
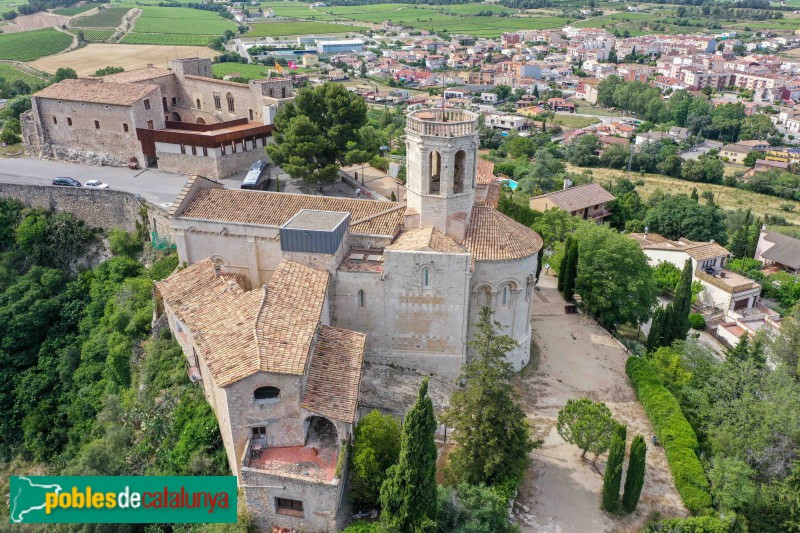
[{"left": 404, "top": 108, "right": 479, "bottom": 240}]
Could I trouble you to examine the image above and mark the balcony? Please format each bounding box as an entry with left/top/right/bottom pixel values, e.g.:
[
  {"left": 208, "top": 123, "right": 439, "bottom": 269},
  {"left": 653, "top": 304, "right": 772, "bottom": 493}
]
[{"left": 406, "top": 108, "right": 478, "bottom": 138}]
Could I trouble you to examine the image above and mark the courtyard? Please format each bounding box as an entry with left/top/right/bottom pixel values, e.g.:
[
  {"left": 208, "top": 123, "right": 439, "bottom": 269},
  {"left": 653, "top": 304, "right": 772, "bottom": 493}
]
[{"left": 514, "top": 274, "right": 687, "bottom": 532}]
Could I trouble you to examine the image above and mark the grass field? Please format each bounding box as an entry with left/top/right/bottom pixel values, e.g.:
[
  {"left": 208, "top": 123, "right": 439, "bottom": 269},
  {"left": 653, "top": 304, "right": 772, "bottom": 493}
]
[
  {"left": 257, "top": 1, "right": 338, "bottom": 20},
  {"left": 78, "top": 28, "right": 115, "bottom": 41},
  {"left": 246, "top": 20, "right": 366, "bottom": 37},
  {"left": 573, "top": 165, "right": 800, "bottom": 226},
  {"left": 211, "top": 62, "right": 272, "bottom": 80},
  {"left": 0, "top": 62, "right": 47, "bottom": 88},
  {"left": 554, "top": 114, "right": 600, "bottom": 129},
  {"left": 70, "top": 7, "right": 130, "bottom": 28},
  {"left": 0, "top": 29, "right": 73, "bottom": 61},
  {"left": 53, "top": 4, "right": 97, "bottom": 16},
  {"left": 29, "top": 43, "right": 216, "bottom": 75}
]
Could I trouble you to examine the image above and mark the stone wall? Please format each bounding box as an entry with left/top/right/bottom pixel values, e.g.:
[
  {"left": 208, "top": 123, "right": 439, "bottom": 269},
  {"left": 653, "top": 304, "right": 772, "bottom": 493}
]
[
  {"left": 240, "top": 468, "right": 344, "bottom": 533},
  {"left": 0, "top": 182, "right": 173, "bottom": 240}
]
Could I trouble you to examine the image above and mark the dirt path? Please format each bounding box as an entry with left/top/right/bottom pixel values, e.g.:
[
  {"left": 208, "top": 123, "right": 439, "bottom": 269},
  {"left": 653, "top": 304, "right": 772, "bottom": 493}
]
[{"left": 514, "top": 274, "right": 687, "bottom": 532}]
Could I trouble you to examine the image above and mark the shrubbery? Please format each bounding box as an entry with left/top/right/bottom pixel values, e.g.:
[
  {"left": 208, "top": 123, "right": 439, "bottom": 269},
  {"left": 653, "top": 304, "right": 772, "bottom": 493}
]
[
  {"left": 688, "top": 314, "right": 706, "bottom": 330},
  {"left": 644, "top": 515, "right": 731, "bottom": 533},
  {"left": 626, "top": 356, "right": 712, "bottom": 514}
]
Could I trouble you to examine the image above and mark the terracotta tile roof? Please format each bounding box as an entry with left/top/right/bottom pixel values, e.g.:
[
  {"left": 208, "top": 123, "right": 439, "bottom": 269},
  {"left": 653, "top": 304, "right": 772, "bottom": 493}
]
[
  {"left": 179, "top": 189, "right": 405, "bottom": 237},
  {"left": 684, "top": 241, "right": 730, "bottom": 261},
  {"left": 301, "top": 325, "right": 366, "bottom": 423},
  {"left": 255, "top": 260, "right": 330, "bottom": 376},
  {"left": 531, "top": 183, "right": 615, "bottom": 213},
  {"left": 34, "top": 78, "right": 158, "bottom": 106},
  {"left": 482, "top": 181, "right": 500, "bottom": 208},
  {"left": 156, "top": 259, "right": 332, "bottom": 385},
  {"left": 154, "top": 259, "right": 263, "bottom": 387},
  {"left": 101, "top": 67, "right": 174, "bottom": 84},
  {"left": 463, "top": 206, "right": 543, "bottom": 261},
  {"left": 387, "top": 226, "right": 468, "bottom": 254},
  {"left": 476, "top": 158, "right": 496, "bottom": 185}
]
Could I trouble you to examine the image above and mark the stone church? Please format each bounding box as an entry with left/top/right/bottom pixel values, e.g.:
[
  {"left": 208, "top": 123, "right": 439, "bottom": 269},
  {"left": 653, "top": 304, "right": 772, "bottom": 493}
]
[{"left": 154, "top": 108, "right": 543, "bottom": 531}]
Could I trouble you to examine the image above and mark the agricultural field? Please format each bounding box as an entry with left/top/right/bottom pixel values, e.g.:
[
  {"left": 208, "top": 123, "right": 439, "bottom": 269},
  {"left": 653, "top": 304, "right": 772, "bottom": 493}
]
[
  {"left": 131, "top": 6, "right": 238, "bottom": 35},
  {"left": 246, "top": 20, "right": 366, "bottom": 37},
  {"left": 315, "top": 4, "right": 566, "bottom": 37},
  {"left": 0, "top": 28, "right": 73, "bottom": 61},
  {"left": 77, "top": 28, "right": 115, "bottom": 41},
  {"left": 553, "top": 114, "right": 600, "bottom": 129},
  {"left": 257, "top": 1, "right": 337, "bottom": 20},
  {"left": 29, "top": 43, "right": 216, "bottom": 75},
  {"left": 70, "top": 7, "right": 131, "bottom": 28},
  {"left": 121, "top": 33, "right": 214, "bottom": 45},
  {"left": 52, "top": 4, "right": 97, "bottom": 16},
  {"left": 0, "top": 62, "right": 47, "bottom": 88}
]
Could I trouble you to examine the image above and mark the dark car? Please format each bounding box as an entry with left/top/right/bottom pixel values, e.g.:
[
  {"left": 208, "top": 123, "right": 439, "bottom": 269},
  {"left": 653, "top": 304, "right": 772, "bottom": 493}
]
[{"left": 52, "top": 177, "right": 82, "bottom": 187}]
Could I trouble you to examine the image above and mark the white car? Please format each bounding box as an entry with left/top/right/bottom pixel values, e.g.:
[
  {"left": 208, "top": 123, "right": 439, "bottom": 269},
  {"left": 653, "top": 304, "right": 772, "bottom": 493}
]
[{"left": 84, "top": 180, "right": 110, "bottom": 189}]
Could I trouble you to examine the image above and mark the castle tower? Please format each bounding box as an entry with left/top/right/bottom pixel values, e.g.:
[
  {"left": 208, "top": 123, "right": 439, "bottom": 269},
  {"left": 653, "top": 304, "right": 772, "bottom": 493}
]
[{"left": 405, "top": 109, "right": 479, "bottom": 240}]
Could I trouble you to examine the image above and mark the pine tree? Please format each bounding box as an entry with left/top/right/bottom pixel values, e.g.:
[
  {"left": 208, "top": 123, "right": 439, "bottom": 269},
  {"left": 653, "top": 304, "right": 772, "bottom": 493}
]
[
  {"left": 646, "top": 306, "right": 664, "bottom": 352},
  {"left": 671, "top": 259, "right": 693, "bottom": 342},
  {"left": 442, "top": 306, "right": 537, "bottom": 488},
  {"left": 730, "top": 209, "right": 752, "bottom": 259},
  {"left": 563, "top": 239, "right": 579, "bottom": 302},
  {"left": 533, "top": 85, "right": 540, "bottom": 99},
  {"left": 602, "top": 424, "right": 627, "bottom": 513},
  {"left": 380, "top": 378, "right": 438, "bottom": 532},
  {"left": 622, "top": 435, "right": 647, "bottom": 513},
  {"left": 746, "top": 217, "right": 762, "bottom": 259}
]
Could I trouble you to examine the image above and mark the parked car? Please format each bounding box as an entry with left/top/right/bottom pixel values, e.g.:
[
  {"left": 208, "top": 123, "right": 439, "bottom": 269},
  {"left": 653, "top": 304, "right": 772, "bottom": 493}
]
[
  {"left": 52, "top": 177, "right": 82, "bottom": 187},
  {"left": 241, "top": 160, "right": 271, "bottom": 190},
  {"left": 84, "top": 180, "right": 110, "bottom": 189}
]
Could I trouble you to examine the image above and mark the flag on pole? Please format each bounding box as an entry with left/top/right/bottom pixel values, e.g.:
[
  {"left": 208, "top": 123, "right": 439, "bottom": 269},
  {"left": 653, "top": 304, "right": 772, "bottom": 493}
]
[
  {"left": 288, "top": 61, "right": 298, "bottom": 70},
  {"left": 274, "top": 62, "right": 284, "bottom": 74}
]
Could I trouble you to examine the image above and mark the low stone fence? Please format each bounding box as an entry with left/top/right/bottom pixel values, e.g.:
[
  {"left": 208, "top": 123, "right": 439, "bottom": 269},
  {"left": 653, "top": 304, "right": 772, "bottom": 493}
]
[{"left": 0, "top": 181, "right": 174, "bottom": 241}]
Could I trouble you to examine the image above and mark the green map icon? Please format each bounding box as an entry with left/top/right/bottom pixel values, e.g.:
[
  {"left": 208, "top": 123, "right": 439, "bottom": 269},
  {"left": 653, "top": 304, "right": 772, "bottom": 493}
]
[{"left": 10, "top": 476, "right": 63, "bottom": 523}]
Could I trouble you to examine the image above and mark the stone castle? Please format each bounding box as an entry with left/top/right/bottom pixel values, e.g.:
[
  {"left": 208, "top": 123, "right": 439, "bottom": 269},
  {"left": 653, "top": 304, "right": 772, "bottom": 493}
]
[
  {"left": 21, "top": 58, "right": 291, "bottom": 179},
  {"left": 154, "top": 108, "right": 543, "bottom": 531}
]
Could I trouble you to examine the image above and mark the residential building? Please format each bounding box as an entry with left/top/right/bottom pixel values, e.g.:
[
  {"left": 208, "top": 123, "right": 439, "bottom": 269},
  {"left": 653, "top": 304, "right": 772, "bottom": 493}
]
[
  {"left": 756, "top": 229, "right": 800, "bottom": 274},
  {"left": 529, "top": 183, "right": 615, "bottom": 221}
]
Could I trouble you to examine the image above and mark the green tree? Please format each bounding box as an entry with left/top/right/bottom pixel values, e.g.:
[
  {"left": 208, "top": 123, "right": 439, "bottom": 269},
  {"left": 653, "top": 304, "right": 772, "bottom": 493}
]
[
  {"left": 671, "top": 259, "right": 693, "bottom": 342},
  {"left": 743, "top": 150, "right": 766, "bottom": 167},
  {"left": 15, "top": 210, "right": 93, "bottom": 269},
  {"left": 350, "top": 410, "right": 401, "bottom": 510},
  {"left": 562, "top": 237, "right": 578, "bottom": 302},
  {"left": 647, "top": 304, "right": 671, "bottom": 352},
  {"left": 108, "top": 229, "right": 143, "bottom": 257},
  {"left": 436, "top": 483, "right": 520, "bottom": 533},
  {"left": 771, "top": 304, "right": 800, "bottom": 376},
  {"left": 53, "top": 67, "right": 78, "bottom": 83},
  {"left": 505, "top": 136, "right": 536, "bottom": 159},
  {"left": 622, "top": 435, "right": 646, "bottom": 513},
  {"left": 380, "top": 378, "right": 438, "bottom": 532},
  {"left": 267, "top": 82, "right": 367, "bottom": 187},
  {"left": 442, "top": 306, "right": 536, "bottom": 488},
  {"left": 573, "top": 224, "right": 658, "bottom": 330},
  {"left": 601, "top": 423, "right": 626, "bottom": 513},
  {"left": 557, "top": 398, "right": 616, "bottom": 459},
  {"left": 739, "top": 113, "right": 777, "bottom": 141},
  {"left": 557, "top": 235, "right": 571, "bottom": 291},
  {"left": 708, "top": 456, "right": 757, "bottom": 512},
  {"left": 644, "top": 193, "right": 728, "bottom": 244}
]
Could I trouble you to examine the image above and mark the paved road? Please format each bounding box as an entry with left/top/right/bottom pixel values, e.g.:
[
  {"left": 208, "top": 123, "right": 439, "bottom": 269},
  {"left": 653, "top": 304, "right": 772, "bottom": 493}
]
[
  {"left": 0, "top": 157, "right": 362, "bottom": 203},
  {"left": 0, "top": 158, "right": 189, "bottom": 204}
]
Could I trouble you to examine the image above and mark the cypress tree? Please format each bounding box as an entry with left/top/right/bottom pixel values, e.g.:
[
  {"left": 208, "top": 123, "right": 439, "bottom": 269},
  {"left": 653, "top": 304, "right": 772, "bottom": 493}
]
[
  {"left": 730, "top": 209, "right": 751, "bottom": 258},
  {"left": 622, "top": 435, "right": 647, "bottom": 513},
  {"left": 602, "top": 424, "right": 627, "bottom": 513},
  {"left": 533, "top": 85, "right": 540, "bottom": 99},
  {"left": 671, "top": 259, "right": 693, "bottom": 341},
  {"left": 380, "top": 378, "right": 439, "bottom": 532},
  {"left": 557, "top": 237, "right": 571, "bottom": 292},
  {"left": 746, "top": 217, "right": 762, "bottom": 259},
  {"left": 536, "top": 248, "right": 544, "bottom": 281},
  {"left": 563, "top": 239, "right": 579, "bottom": 302},
  {"left": 647, "top": 305, "right": 673, "bottom": 352}
]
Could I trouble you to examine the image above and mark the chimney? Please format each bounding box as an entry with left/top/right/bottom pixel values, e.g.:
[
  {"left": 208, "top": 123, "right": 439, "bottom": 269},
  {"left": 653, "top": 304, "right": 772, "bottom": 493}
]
[{"left": 213, "top": 263, "right": 221, "bottom": 278}]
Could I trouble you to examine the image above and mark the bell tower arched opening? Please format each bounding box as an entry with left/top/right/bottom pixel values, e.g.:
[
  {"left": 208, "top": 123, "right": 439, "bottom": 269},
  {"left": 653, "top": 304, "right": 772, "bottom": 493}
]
[
  {"left": 454, "top": 150, "right": 466, "bottom": 193},
  {"left": 429, "top": 151, "right": 441, "bottom": 194}
]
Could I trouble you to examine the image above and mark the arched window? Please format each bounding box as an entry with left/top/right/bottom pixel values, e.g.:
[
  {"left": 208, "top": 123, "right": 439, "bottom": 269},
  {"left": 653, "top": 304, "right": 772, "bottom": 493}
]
[
  {"left": 500, "top": 283, "right": 515, "bottom": 307},
  {"left": 429, "top": 151, "right": 441, "bottom": 194},
  {"left": 454, "top": 150, "right": 466, "bottom": 193},
  {"left": 526, "top": 275, "right": 535, "bottom": 301},
  {"left": 477, "top": 286, "right": 492, "bottom": 308},
  {"left": 421, "top": 267, "right": 431, "bottom": 289},
  {"left": 281, "top": 86, "right": 286, "bottom": 98},
  {"left": 196, "top": 98, "right": 201, "bottom": 109},
  {"left": 254, "top": 386, "right": 280, "bottom": 404},
  {"left": 226, "top": 93, "right": 235, "bottom": 113},
  {"left": 358, "top": 289, "right": 366, "bottom": 309}
]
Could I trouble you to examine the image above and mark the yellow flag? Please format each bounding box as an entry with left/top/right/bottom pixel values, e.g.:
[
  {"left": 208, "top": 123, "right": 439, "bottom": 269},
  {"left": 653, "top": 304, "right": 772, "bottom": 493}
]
[{"left": 274, "top": 62, "right": 284, "bottom": 74}]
